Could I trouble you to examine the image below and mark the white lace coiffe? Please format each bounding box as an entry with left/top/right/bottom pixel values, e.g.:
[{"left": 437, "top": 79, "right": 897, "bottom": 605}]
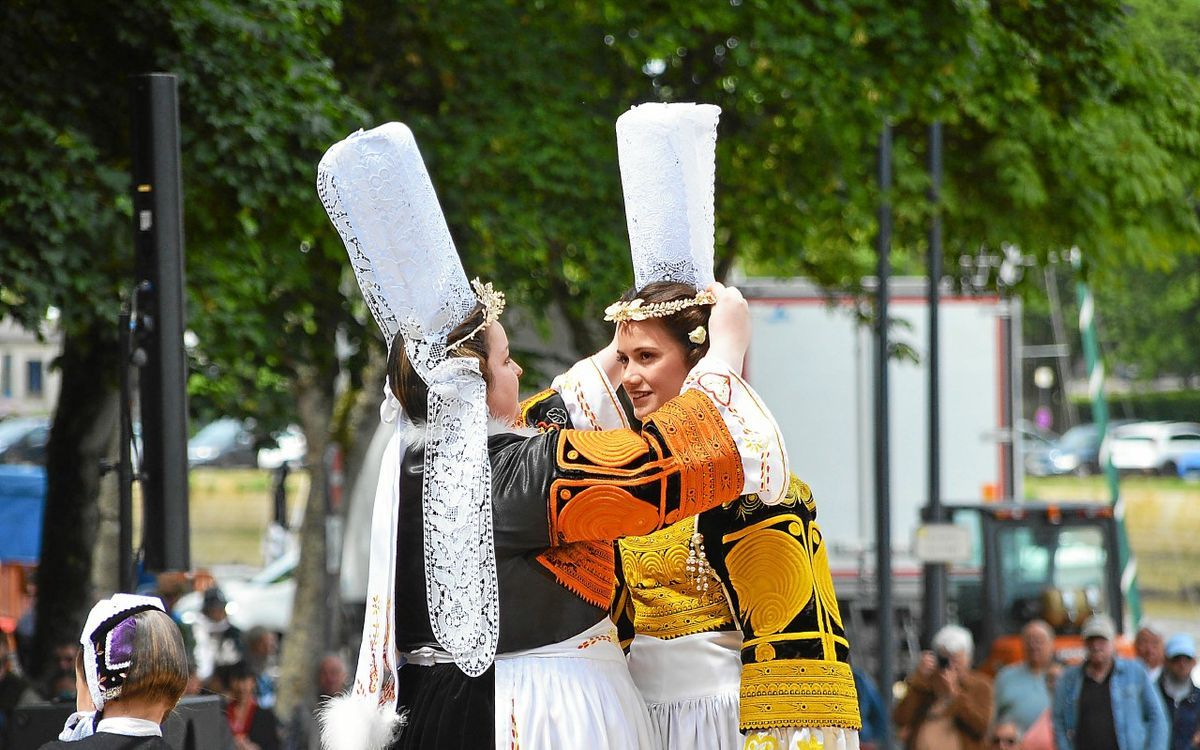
[
  {"left": 318, "top": 123, "right": 499, "bottom": 701},
  {"left": 616, "top": 103, "right": 720, "bottom": 291}
]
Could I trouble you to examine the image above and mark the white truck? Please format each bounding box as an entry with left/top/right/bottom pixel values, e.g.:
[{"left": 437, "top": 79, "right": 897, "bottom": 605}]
[{"left": 741, "top": 276, "right": 1022, "bottom": 667}]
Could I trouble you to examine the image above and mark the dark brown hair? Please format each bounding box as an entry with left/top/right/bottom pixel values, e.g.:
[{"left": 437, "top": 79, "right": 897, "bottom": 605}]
[
  {"left": 116, "top": 609, "right": 188, "bottom": 708},
  {"left": 619, "top": 281, "right": 712, "bottom": 367},
  {"left": 387, "top": 304, "right": 492, "bottom": 423}
]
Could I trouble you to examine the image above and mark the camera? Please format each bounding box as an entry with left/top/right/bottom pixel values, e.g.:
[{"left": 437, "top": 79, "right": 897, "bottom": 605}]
[{"left": 936, "top": 652, "right": 951, "bottom": 670}]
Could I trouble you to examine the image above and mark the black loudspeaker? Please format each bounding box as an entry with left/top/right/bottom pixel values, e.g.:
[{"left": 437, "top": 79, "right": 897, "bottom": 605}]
[
  {"left": 5, "top": 701, "right": 73, "bottom": 749},
  {"left": 131, "top": 73, "right": 190, "bottom": 572},
  {"left": 4, "top": 696, "right": 233, "bottom": 750}
]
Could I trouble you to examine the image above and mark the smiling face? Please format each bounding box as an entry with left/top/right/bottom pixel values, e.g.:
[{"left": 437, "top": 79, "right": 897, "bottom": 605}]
[
  {"left": 484, "top": 322, "right": 523, "bottom": 424},
  {"left": 616, "top": 319, "right": 692, "bottom": 420}
]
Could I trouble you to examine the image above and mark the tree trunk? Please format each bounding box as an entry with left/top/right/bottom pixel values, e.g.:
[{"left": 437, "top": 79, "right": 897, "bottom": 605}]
[
  {"left": 340, "top": 339, "right": 386, "bottom": 504},
  {"left": 275, "top": 366, "right": 334, "bottom": 732},
  {"left": 31, "top": 327, "right": 119, "bottom": 680}
]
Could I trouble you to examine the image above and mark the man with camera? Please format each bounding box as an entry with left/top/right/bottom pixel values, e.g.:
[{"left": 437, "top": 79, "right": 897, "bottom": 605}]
[{"left": 893, "top": 624, "right": 994, "bottom": 750}]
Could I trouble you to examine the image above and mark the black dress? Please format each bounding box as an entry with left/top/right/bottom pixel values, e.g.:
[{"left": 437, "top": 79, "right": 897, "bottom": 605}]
[{"left": 38, "top": 732, "right": 174, "bottom": 750}]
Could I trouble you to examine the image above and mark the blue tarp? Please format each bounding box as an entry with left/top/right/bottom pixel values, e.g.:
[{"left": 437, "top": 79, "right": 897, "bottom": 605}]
[{"left": 0, "top": 464, "right": 45, "bottom": 563}]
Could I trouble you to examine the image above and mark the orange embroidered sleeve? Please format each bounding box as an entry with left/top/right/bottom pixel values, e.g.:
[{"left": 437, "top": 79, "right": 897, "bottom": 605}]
[
  {"left": 532, "top": 390, "right": 742, "bottom": 609},
  {"left": 547, "top": 389, "right": 743, "bottom": 546}
]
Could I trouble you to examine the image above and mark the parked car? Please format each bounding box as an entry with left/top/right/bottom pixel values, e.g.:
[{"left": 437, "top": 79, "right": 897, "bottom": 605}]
[
  {"left": 1024, "top": 420, "right": 1133, "bottom": 477},
  {"left": 1109, "top": 421, "right": 1200, "bottom": 476},
  {"left": 0, "top": 416, "right": 50, "bottom": 466},
  {"left": 1019, "top": 423, "right": 1058, "bottom": 476},
  {"left": 188, "top": 418, "right": 258, "bottom": 468},
  {"left": 1177, "top": 450, "right": 1200, "bottom": 480},
  {"left": 256, "top": 425, "right": 306, "bottom": 469},
  {"left": 173, "top": 549, "right": 297, "bottom": 634}
]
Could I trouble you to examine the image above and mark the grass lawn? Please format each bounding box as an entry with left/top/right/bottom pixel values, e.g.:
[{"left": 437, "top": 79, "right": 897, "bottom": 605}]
[
  {"left": 137, "top": 467, "right": 310, "bottom": 569},
  {"left": 1025, "top": 474, "right": 1200, "bottom": 621}
]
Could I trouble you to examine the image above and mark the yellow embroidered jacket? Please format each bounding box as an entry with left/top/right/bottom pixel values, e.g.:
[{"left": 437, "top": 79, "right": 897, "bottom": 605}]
[{"left": 611, "top": 477, "right": 862, "bottom": 733}]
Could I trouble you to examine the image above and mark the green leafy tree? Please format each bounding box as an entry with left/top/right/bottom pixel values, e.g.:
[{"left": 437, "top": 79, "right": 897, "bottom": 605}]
[{"left": 0, "top": 3, "right": 361, "bottom": 712}]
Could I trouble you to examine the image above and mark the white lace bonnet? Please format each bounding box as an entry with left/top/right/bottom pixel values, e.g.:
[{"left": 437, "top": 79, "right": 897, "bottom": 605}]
[
  {"left": 607, "top": 102, "right": 721, "bottom": 321},
  {"left": 316, "top": 124, "right": 500, "bottom": 742},
  {"left": 80, "top": 593, "right": 166, "bottom": 711}
]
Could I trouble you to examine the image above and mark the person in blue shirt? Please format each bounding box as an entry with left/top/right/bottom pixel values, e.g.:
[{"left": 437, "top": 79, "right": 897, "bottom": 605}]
[
  {"left": 852, "top": 664, "right": 886, "bottom": 749},
  {"left": 994, "top": 620, "right": 1057, "bottom": 731},
  {"left": 1157, "top": 633, "right": 1200, "bottom": 750},
  {"left": 1053, "top": 613, "right": 1168, "bottom": 750}
]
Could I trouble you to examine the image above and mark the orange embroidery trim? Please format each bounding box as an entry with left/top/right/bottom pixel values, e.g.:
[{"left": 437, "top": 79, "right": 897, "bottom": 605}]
[
  {"left": 536, "top": 542, "right": 615, "bottom": 608},
  {"left": 556, "top": 428, "right": 675, "bottom": 478},
  {"left": 564, "top": 429, "right": 651, "bottom": 468},
  {"left": 644, "top": 390, "right": 743, "bottom": 519},
  {"left": 557, "top": 485, "right": 660, "bottom": 543}
]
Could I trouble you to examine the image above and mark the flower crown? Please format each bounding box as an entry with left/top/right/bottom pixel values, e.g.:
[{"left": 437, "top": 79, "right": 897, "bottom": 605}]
[
  {"left": 603, "top": 289, "right": 716, "bottom": 323},
  {"left": 448, "top": 278, "right": 506, "bottom": 351}
]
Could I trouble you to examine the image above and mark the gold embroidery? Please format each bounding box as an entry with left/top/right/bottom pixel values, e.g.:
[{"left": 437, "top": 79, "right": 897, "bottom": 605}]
[
  {"left": 726, "top": 521, "right": 811, "bottom": 636},
  {"left": 740, "top": 659, "right": 861, "bottom": 731},
  {"left": 536, "top": 542, "right": 615, "bottom": 609},
  {"left": 743, "top": 735, "right": 782, "bottom": 750},
  {"left": 755, "top": 642, "right": 776, "bottom": 662},
  {"left": 618, "top": 517, "right": 734, "bottom": 639},
  {"left": 811, "top": 524, "right": 843, "bottom": 630}
]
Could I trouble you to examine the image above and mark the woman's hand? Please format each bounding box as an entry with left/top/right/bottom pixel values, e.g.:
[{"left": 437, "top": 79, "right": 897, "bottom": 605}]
[{"left": 706, "top": 282, "right": 751, "bottom": 371}]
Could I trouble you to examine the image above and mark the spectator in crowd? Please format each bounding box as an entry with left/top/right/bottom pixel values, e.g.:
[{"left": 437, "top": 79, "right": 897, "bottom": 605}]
[
  {"left": 243, "top": 627, "right": 279, "bottom": 709},
  {"left": 853, "top": 664, "right": 886, "bottom": 749},
  {"left": 38, "top": 593, "right": 189, "bottom": 749},
  {"left": 1021, "top": 662, "right": 1062, "bottom": 750},
  {"left": 894, "top": 624, "right": 994, "bottom": 750},
  {"left": 1137, "top": 623, "right": 1167, "bottom": 682},
  {"left": 1158, "top": 633, "right": 1200, "bottom": 750},
  {"left": 193, "top": 588, "right": 244, "bottom": 687},
  {"left": 316, "top": 654, "right": 347, "bottom": 699},
  {"left": 0, "top": 636, "right": 40, "bottom": 738},
  {"left": 994, "top": 620, "right": 1057, "bottom": 731},
  {"left": 991, "top": 718, "right": 1024, "bottom": 749},
  {"left": 40, "top": 641, "right": 80, "bottom": 701},
  {"left": 287, "top": 653, "right": 349, "bottom": 750},
  {"left": 225, "top": 660, "right": 280, "bottom": 750},
  {"left": 1053, "top": 613, "right": 1167, "bottom": 750}
]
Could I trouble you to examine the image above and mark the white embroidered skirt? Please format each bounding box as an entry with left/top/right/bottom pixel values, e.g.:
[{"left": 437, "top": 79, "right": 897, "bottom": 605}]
[
  {"left": 627, "top": 631, "right": 861, "bottom": 750},
  {"left": 494, "top": 618, "right": 658, "bottom": 749}
]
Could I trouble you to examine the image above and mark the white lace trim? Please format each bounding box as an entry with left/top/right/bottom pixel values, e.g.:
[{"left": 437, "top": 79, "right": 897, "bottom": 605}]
[
  {"left": 616, "top": 103, "right": 720, "bottom": 290},
  {"left": 319, "top": 123, "right": 499, "bottom": 682}
]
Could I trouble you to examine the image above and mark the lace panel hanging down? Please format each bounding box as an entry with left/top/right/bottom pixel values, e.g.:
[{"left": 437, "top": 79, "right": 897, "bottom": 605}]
[{"left": 318, "top": 123, "right": 499, "bottom": 677}]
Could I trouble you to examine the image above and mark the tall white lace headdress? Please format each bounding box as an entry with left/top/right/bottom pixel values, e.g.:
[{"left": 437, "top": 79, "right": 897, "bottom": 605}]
[
  {"left": 618, "top": 102, "right": 720, "bottom": 291},
  {"left": 315, "top": 123, "right": 499, "bottom": 750}
]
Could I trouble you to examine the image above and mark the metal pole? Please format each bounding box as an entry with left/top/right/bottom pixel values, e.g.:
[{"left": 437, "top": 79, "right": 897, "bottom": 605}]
[
  {"left": 118, "top": 306, "right": 135, "bottom": 593},
  {"left": 1072, "top": 253, "right": 1141, "bottom": 627},
  {"left": 1043, "top": 265, "right": 1079, "bottom": 429},
  {"left": 874, "top": 120, "right": 895, "bottom": 749},
  {"left": 922, "top": 121, "right": 947, "bottom": 645},
  {"left": 1000, "top": 299, "right": 1015, "bottom": 497}
]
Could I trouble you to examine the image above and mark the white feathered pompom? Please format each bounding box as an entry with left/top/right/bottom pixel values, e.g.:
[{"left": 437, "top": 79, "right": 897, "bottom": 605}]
[{"left": 317, "top": 692, "right": 407, "bottom": 750}]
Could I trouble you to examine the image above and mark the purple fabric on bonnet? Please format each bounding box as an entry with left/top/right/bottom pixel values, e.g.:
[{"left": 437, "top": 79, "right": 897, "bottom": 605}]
[{"left": 107, "top": 616, "right": 137, "bottom": 668}]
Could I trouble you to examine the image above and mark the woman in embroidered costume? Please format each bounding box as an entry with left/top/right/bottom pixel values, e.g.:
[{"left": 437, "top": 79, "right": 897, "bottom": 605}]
[
  {"left": 314, "top": 123, "right": 792, "bottom": 750},
  {"left": 39, "top": 594, "right": 188, "bottom": 750},
  {"left": 594, "top": 103, "right": 862, "bottom": 750}
]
